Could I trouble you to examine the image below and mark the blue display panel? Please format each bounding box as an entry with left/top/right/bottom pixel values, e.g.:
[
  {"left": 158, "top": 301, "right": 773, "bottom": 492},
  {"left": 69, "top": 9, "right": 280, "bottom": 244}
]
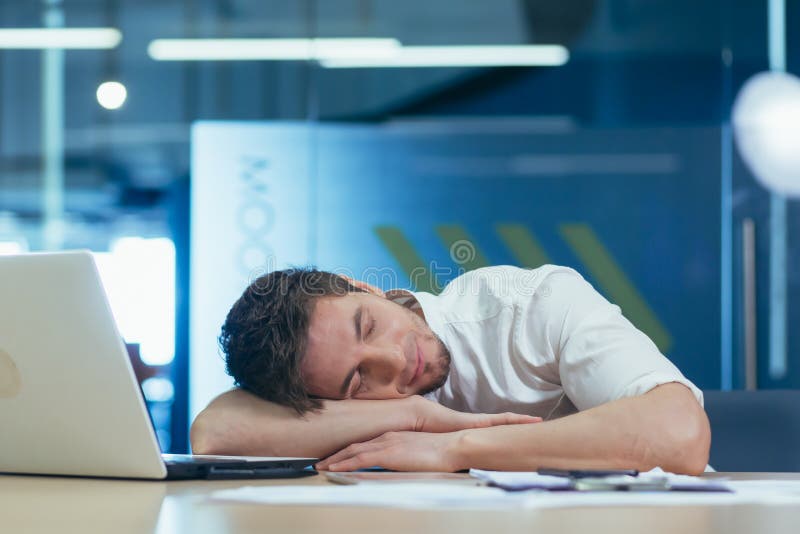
[{"left": 191, "top": 121, "right": 720, "bottom": 418}]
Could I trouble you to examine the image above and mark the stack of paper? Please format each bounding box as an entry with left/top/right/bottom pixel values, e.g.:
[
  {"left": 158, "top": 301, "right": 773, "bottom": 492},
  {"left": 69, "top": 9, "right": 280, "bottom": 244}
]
[
  {"left": 469, "top": 467, "right": 731, "bottom": 492},
  {"left": 469, "top": 470, "right": 572, "bottom": 491}
]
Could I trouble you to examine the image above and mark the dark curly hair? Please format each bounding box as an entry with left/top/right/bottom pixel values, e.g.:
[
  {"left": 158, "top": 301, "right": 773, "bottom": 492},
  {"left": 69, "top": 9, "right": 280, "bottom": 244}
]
[{"left": 219, "top": 268, "right": 365, "bottom": 415}]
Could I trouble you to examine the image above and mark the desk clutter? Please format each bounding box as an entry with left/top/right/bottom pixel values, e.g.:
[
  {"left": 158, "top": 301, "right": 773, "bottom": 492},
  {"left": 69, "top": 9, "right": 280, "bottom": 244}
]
[
  {"left": 210, "top": 469, "right": 800, "bottom": 510},
  {"left": 470, "top": 467, "right": 731, "bottom": 492}
]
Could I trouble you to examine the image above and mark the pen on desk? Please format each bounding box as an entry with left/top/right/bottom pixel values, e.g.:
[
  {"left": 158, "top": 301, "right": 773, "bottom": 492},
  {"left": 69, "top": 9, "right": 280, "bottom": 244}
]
[
  {"left": 323, "top": 472, "right": 359, "bottom": 485},
  {"left": 537, "top": 468, "right": 639, "bottom": 479},
  {"left": 573, "top": 478, "right": 670, "bottom": 492}
]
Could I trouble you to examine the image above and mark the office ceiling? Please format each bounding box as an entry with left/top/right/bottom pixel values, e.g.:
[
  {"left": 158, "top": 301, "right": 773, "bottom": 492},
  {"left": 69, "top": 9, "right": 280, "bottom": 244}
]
[{"left": 0, "top": 0, "right": 772, "bottom": 239}]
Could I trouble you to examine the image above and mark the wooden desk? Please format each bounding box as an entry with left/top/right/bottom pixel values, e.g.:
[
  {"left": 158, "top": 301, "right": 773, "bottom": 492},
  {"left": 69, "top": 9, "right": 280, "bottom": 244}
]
[{"left": 1, "top": 472, "right": 799, "bottom": 534}]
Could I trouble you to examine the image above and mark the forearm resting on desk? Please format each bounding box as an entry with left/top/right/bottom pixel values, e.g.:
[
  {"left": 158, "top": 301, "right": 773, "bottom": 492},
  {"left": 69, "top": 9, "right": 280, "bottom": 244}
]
[
  {"left": 190, "top": 389, "right": 417, "bottom": 458},
  {"left": 317, "top": 383, "right": 709, "bottom": 475},
  {"left": 190, "top": 389, "right": 540, "bottom": 459},
  {"left": 457, "top": 383, "right": 711, "bottom": 475}
]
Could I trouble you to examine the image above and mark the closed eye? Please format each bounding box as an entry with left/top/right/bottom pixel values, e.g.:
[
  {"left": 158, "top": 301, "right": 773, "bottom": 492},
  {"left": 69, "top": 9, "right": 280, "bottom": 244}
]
[
  {"left": 355, "top": 369, "right": 367, "bottom": 394},
  {"left": 366, "top": 318, "right": 376, "bottom": 339}
]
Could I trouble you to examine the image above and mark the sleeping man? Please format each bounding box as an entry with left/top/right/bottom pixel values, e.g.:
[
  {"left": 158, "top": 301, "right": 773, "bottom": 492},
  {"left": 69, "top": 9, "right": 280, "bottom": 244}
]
[{"left": 190, "top": 265, "right": 710, "bottom": 474}]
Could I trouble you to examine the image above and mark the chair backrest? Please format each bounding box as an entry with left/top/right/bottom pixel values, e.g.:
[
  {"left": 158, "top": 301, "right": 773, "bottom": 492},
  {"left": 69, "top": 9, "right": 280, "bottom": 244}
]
[{"left": 704, "top": 390, "right": 800, "bottom": 472}]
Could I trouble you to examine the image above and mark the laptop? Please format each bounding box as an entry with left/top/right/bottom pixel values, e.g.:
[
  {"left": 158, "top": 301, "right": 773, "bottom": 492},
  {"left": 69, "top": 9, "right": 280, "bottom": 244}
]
[{"left": 0, "top": 250, "right": 317, "bottom": 479}]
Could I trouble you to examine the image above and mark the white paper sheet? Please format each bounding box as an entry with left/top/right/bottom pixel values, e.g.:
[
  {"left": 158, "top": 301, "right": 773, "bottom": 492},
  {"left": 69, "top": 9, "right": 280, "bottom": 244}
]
[
  {"left": 210, "top": 475, "right": 800, "bottom": 510},
  {"left": 469, "top": 469, "right": 800, "bottom": 509},
  {"left": 726, "top": 480, "right": 800, "bottom": 505},
  {"left": 515, "top": 483, "right": 800, "bottom": 509},
  {"left": 211, "top": 483, "right": 528, "bottom": 509}
]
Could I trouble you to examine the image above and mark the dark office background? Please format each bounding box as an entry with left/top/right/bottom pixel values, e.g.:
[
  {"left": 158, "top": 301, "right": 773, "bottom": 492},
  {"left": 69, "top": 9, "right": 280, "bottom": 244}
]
[{"left": 0, "top": 0, "right": 798, "bottom": 453}]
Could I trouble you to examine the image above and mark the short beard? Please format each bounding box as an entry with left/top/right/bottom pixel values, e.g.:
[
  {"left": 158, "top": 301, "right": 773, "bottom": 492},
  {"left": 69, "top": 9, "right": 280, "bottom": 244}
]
[
  {"left": 417, "top": 336, "right": 451, "bottom": 396},
  {"left": 402, "top": 303, "right": 451, "bottom": 396}
]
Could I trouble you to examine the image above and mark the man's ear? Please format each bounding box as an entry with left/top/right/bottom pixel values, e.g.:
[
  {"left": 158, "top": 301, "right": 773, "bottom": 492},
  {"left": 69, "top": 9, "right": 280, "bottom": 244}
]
[{"left": 339, "top": 275, "right": 386, "bottom": 298}]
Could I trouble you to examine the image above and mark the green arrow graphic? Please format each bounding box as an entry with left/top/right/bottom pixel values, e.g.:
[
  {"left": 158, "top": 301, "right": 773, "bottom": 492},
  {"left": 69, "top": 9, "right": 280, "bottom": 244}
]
[
  {"left": 435, "top": 225, "right": 490, "bottom": 272},
  {"left": 559, "top": 223, "right": 672, "bottom": 353},
  {"left": 496, "top": 224, "right": 551, "bottom": 268},
  {"left": 374, "top": 226, "right": 440, "bottom": 293}
]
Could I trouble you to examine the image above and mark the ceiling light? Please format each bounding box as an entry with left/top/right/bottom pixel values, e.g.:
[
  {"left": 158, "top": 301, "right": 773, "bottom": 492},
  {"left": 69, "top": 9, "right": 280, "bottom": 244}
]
[
  {"left": 147, "top": 38, "right": 401, "bottom": 61},
  {"left": 96, "top": 81, "right": 127, "bottom": 110},
  {"left": 320, "top": 45, "right": 569, "bottom": 68},
  {"left": 0, "top": 28, "right": 121, "bottom": 49}
]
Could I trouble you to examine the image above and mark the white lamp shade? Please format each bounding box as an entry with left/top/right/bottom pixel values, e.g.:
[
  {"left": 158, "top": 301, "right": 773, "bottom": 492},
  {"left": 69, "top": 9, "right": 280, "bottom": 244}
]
[{"left": 732, "top": 71, "right": 800, "bottom": 196}]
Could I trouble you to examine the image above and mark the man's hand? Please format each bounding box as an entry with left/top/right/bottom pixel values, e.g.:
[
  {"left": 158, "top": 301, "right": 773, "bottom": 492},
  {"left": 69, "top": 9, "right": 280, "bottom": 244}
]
[
  {"left": 314, "top": 398, "right": 542, "bottom": 472},
  {"left": 317, "top": 384, "right": 710, "bottom": 474},
  {"left": 411, "top": 395, "right": 541, "bottom": 433},
  {"left": 316, "top": 430, "right": 467, "bottom": 472}
]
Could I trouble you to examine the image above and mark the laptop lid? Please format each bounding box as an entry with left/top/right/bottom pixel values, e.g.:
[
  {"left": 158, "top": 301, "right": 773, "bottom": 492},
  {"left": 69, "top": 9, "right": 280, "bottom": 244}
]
[
  {"left": 0, "top": 251, "right": 169, "bottom": 479},
  {"left": 0, "top": 251, "right": 318, "bottom": 480}
]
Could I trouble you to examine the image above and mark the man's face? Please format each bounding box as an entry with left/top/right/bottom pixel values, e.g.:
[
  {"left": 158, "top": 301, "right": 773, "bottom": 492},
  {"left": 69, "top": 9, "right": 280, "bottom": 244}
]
[{"left": 300, "top": 292, "right": 451, "bottom": 400}]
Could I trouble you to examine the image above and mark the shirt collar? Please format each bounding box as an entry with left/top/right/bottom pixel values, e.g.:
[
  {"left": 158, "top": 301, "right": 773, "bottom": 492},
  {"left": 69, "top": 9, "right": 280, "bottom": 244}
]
[{"left": 385, "top": 289, "right": 447, "bottom": 343}]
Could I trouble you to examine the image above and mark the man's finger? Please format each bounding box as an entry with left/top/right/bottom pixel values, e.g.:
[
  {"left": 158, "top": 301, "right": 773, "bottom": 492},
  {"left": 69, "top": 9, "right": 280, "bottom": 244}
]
[
  {"left": 318, "top": 448, "right": 360, "bottom": 470},
  {"left": 488, "top": 413, "right": 542, "bottom": 426},
  {"left": 317, "top": 445, "right": 360, "bottom": 470},
  {"left": 317, "top": 440, "right": 385, "bottom": 469},
  {"left": 328, "top": 451, "right": 382, "bottom": 472},
  {"left": 508, "top": 413, "right": 542, "bottom": 423}
]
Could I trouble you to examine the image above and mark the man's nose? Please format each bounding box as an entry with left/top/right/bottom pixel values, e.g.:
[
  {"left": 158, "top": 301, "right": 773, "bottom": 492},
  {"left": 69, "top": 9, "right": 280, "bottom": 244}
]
[{"left": 361, "top": 344, "right": 405, "bottom": 384}]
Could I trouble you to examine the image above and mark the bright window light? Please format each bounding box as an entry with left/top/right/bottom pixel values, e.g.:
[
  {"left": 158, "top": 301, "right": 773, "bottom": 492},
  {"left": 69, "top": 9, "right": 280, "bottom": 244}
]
[
  {"left": 96, "top": 81, "right": 127, "bottom": 110},
  {"left": 320, "top": 45, "right": 569, "bottom": 68},
  {"left": 94, "top": 237, "right": 176, "bottom": 366},
  {"left": 147, "top": 37, "right": 401, "bottom": 61},
  {"left": 0, "top": 241, "right": 25, "bottom": 255},
  {"left": 0, "top": 28, "right": 122, "bottom": 49},
  {"left": 141, "top": 377, "right": 175, "bottom": 403}
]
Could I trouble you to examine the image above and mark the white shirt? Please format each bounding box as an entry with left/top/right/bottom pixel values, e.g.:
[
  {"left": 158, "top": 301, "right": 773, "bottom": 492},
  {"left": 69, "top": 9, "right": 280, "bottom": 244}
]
[{"left": 392, "top": 265, "right": 703, "bottom": 419}]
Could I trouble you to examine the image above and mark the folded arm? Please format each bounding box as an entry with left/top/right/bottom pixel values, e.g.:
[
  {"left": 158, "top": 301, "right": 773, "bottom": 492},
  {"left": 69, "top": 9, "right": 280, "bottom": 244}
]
[
  {"left": 190, "top": 388, "right": 539, "bottom": 459},
  {"left": 317, "top": 382, "right": 711, "bottom": 475}
]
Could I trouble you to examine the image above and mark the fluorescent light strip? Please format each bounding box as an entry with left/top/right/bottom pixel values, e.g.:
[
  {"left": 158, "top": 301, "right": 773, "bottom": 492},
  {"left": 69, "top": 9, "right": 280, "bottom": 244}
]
[
  {"left": 0, "top": 28, "right": 122, "bottom": 49},
  {"left": 147, "top": 38, "right": 401, "bottom": 61},
  {"left": 321, "top": 45, "right": 569, "bottom": 68}
]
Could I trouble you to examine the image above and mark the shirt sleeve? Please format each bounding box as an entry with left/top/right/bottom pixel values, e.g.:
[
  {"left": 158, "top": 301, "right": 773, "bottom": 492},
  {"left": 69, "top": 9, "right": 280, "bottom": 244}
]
[{"left": 517, "top": 268, "right": 703, "bottom": 411}]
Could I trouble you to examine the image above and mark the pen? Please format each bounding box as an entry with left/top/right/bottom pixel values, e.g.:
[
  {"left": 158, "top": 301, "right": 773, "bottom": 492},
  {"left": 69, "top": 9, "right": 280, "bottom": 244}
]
[
  {"left": 537, "top": 468, "right": 639, "bottom": 479},
  {"left": 573, "top": 477, "right": 670, "bottom": 492},
  {"left": 324, "top": 472, "right": 359, "bottom": 485}
]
